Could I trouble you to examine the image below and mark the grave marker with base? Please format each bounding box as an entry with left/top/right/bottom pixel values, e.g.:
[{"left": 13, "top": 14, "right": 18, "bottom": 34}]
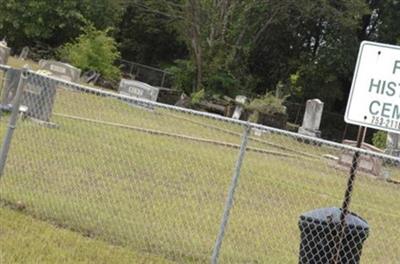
[
  {"left": 21, "top": 74, "right": 57, "bottom": 122},
  {"left": 1, "top": 68, "right": 57, "bottom": 122},
  {"left": 39, "top": 60, "right": 81, "bottom": 82},
  {"left": 232, "top": 95, "right": 247, "bottom": 120},
  {"left": 0, "top": 42, "right": 11, "bottom": 65},
  {"left": 119, "top": 79, "right": 159, "bottom": 108},
  {"left": 1, "top": 69, "right": 22, "bottom": 106},
  {"left": 298, "top": 99, "right": 324, "bottom": 137},
  {"left": 386, "top": 132, "right": 400, "bottom": 157}
]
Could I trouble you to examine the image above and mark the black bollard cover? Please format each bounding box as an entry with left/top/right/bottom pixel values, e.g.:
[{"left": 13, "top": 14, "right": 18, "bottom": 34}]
[{"left": 298, "top": 207, "right": 369, "bottom": 264}]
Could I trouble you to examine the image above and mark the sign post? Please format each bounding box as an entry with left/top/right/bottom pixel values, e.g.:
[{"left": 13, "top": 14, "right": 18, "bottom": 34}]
[{"left": 335, "top": 41, "right": 400, "bottom": 263}]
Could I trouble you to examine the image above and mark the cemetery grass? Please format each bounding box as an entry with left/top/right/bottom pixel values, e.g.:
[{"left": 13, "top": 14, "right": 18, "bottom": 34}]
[
  {"left": 0, "top": 205, "right": 172, "bottom": 264},
  {"left": 0, "top": 82, "right": 399, "bottom": 261},
  {"left": 7, "top": 56, "right": 40, "bottom": 71}
]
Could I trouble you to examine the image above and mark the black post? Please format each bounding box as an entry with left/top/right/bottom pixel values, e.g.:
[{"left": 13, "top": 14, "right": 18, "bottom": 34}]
[{"left": 333, "top": 126, "right": 366, "bottom": 263}]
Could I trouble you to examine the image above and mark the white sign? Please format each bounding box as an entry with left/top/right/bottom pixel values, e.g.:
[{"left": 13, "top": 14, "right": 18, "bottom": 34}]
[{"left": 345, "top": 41, "right": 400, "bottom": 133}]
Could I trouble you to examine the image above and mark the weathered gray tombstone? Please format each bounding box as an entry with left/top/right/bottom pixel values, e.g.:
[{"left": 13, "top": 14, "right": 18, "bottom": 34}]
[
  {"left": 38, "top": 60, "right": 81, "bottom": 82},
  {"left": 386, "top": 133, "right": 400, "bottom": 157},
  {"left": 298, "top": 99, "right": 324, "bottom": 137},
  {"left": 0, "top": 68, "right": 56, "bottom": 122},
  {"left": 232, "top": 95, "right": 247, "bottom": 120},
  {"left": 21, "top": 74, "right": 57, "bottom": 122},
  {"left": 119, "top": 79, "right": 159, "bottom": 104},
  {"left": 19, "top": 46, "right": 29, "bottom": 60},
  {"left": 1, "top": 68, "right": 22, "bottom": 106},
  {"left": 0, "top": 42, "right": 11, "bottom": 65},
  {"left": 338, "top": 140, "right": 383, "bottom": 177}
]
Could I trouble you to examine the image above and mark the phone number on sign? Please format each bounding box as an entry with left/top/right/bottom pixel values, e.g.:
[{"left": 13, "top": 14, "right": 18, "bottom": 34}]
[{"left": 371, "top": 116, "right": 400, "bottom": 130}]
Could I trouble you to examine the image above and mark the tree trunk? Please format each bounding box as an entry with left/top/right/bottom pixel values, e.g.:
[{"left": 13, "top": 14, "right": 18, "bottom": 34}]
[{"left": 187, "top": 0, "right": 203, "bottom": 92}]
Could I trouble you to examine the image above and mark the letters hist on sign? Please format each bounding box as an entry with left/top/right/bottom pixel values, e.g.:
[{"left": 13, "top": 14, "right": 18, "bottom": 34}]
[{"left": 345, "top": 41, "right": 400, "bottom": 133}]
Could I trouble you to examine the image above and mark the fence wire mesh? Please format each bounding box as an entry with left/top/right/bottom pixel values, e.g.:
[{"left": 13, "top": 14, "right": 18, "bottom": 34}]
[{"left": 0, "top": 68, "right": 399, "bottom": 263}]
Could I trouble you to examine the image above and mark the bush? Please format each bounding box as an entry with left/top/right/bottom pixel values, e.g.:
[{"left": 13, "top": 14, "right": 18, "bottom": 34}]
[
  {"left": 246, "top": 92, "right": 288, "bottom": 115},
  {"left": 58, "top": 26, "right": 121, "bottom": 81},
  {"left": 246, "top": 92, "right": 288, "bottom": 126},
  {"left": 204, "top": 70, "right": 238, "bottom": 97},
  {"left": 166, "top": 60, "right": 196, "bottom": 94},
  {"left": 190, "top": 89, "right": 205, "bottom": 106},
  {"left": 372, "top": 131, "right": 387, "bottom": 150}
]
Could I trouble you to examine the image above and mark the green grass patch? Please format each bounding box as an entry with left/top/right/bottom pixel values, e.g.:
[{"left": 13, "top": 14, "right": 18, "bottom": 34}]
[
  {"left": 0, "top": 72, "right": 399, "bottom": 263},
  {"left": 0, "top": 205, "right": 172, "bottom": 264}
]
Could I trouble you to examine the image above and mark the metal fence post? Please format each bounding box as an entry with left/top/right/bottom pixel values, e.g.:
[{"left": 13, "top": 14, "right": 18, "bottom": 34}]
[
  {"left": 211, "top": 123, "right": 251, "bottom": 264},
  {"left": 0, "top": 68, "right": 27, "bottom": 178}
]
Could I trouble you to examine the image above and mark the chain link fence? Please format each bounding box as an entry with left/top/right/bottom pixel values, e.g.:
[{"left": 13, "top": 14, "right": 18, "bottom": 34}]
[{"left": 0, "top": 67, "right": 399, "bottom": 263}]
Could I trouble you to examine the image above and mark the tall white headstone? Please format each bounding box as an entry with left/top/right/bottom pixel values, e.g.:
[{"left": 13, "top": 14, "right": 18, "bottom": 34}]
[
  {"left": 232, "top": 95, "right": 247, "bottom": 120},
  {"left": 0, "top": 41, "right": 11, "bottom": 65},
  {"left": 298, "top": 99, "right": 324, "bottom": 137}
]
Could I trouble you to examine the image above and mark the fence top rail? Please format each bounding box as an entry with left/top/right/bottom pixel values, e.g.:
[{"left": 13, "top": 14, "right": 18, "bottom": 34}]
[
  {"left": 0, "top": 64, "right": 11, "bottom": 71},
  {"left": 118, "top": 59, "right": 172, "bottom": 75},
  {"left": 9, "top": 65, "right": 400, "bottom": 163}
]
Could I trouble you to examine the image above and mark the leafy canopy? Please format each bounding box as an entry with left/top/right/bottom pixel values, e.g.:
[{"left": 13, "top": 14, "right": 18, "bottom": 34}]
[{"left": 58, "top": 26, "right": 121, "bottom": 81}]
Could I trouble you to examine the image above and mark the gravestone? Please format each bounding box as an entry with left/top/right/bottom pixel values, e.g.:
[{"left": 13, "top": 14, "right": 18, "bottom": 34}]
[
  {"left": 386, "top": 133, "right": 400, "bottom": 157},
  {"left": 232, "top": 95, "right": 247, "bottom": 120},
  {"left": 298, "top": 99, "right": 324, "bottom": 137},
  {"left": 338, "top": 140, "right": 383, "bottom": 177},
  {"left": 1, "top": 69, "right": 22, "bottom": 105},
  {"left": 119, "top": 79, "right": 159, "bottom": 102},
  {"left": 39, "top": 60, "right": 81, "bottom": 82},
  {"left": 19, "top": 46, "right": 29, "bottom": 60},
  {"left": 21, "top": 73, "right": 57, "bottom": 122},
  {"left": 0, "top": 69, "right": 57, "bottom": 122},
  {"left": 0, "top": 41, "right": 11, "bottom": 65}
]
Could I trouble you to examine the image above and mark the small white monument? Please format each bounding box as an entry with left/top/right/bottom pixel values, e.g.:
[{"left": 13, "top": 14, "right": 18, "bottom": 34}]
[
  {"left": 232, "top": 95, "right": 247, "bottom": 120},
  {"left": 0, "top": 40, "right": 11, "bottom": 65},
  {"left": 19, "top": 46, "right": 29, "bottom": 60},
  {"left": 298, "top": 99, "right": 324, "bottom": 137},
  {"left": 386, "top": 133, "right": 400, "bottom": 157}
]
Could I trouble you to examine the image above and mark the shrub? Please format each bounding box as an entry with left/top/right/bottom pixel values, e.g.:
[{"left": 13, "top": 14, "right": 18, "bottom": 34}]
[
  {"left": 372, "top": 131, "right": 387, "bottom": 150},
  {"left": 246, "top": 92, "right": 288, "bottom": 115},
  {"left": 58, "top": 26, "right": 120, "bottom": 81},
  {"left": 204, "top": 70, "right": 238, "bottom": 97},
  {"left": 246, "top": 92, "right": 288, "bottom": 125},
  {"left": 190, "top": 89, "right": 205, "bottom": 106},
  {"left": 166, "top": 59, "right": 196, "bottom": 94}
]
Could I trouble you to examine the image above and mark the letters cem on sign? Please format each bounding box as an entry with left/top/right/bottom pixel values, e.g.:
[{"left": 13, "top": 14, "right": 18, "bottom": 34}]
[{"left": 345, "top": 41, "right": 400, "bottom": 133}]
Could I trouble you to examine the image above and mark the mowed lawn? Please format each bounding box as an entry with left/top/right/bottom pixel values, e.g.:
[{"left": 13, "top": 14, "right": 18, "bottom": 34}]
[
  {"left": 0, "top": 205, "right": 172, "bottom": 264},
  {"left": 0, "top": 81, "right": 399, "bottom": 263}
]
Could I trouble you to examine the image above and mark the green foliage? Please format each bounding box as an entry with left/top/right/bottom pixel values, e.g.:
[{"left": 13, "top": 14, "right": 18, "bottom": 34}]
[
  {"left": 0, "top": 0, "right": 122, "bottom": 50},
  {"left": 59, "top": 26, "right": 120, "bottom": 81},
  {"left": 166, "top": 60, "right": 196, "bottom": 94},
  {"left": 116, "top": 4, "right": 186, "bottom": 66},
  {"left": 372, "top": 131, "right": 387, "bottom": 150},
  {"left": 190, "top": 89, "right": 205, "bottom": 106},
  {"left": 204, "top": 70, "right": 239, "bottom": 97},
  {"left": 3, "top": 0, "right": 400, "bottom": 118},
  {"left": 246, "top": 92, "right": 288, "bottom": 116}
]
